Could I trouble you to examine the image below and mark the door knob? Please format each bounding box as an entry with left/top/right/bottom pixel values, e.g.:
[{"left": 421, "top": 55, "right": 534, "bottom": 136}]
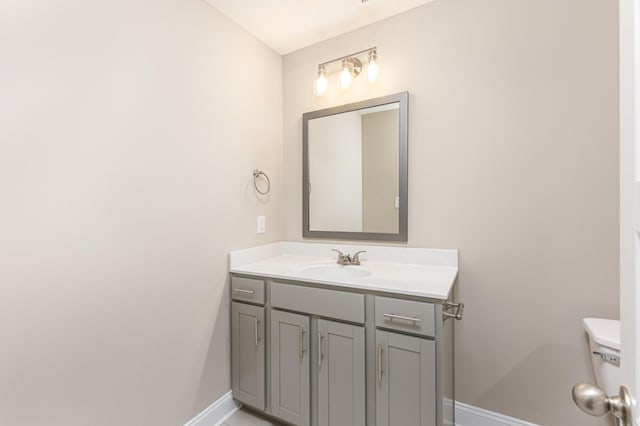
[{"left": 572, "top": 383, "right": 633, "bottom": 426}]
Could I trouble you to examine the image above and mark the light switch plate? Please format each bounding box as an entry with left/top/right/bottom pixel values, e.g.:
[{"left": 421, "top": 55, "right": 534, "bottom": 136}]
[{"left": 257, "top": 216, "right": 266, "bottom": 234}]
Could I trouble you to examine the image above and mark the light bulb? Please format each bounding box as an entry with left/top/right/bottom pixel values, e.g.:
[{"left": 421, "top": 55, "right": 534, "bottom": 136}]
[
  {"left": 367, "top": 50, "right": 378, "bottom": 83},
  {"left": 315, "top": 66, "right": 328, "bottom": 96},
  {"left": 339, "top": 59, "right": 352, "bottom": 89}
]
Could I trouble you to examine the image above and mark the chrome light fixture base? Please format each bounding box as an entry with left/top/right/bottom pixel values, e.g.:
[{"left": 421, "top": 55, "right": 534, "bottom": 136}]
[{"left": 344, "top": 57, "right": 362, "bottom": 78}]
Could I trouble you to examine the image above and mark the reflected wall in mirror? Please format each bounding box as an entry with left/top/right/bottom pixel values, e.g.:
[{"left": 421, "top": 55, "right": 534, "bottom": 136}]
[{"left": 303, "top": 92, "right": 408, "bottom": 241}]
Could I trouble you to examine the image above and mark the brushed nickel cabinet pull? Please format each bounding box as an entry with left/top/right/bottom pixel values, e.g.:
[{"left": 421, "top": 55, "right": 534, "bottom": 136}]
[
  {"left": 383, "top": 313, "right": 422, "bottom": 323},
  {"left": 377, "top": 344, "right": 383, "bottom": 385},
  {"left": 299, "top": 328, "right": 306, "bottom": 359},
  {"left": 254, "top": 317, "right": 258, "bottom": 347},
  {"left": 233, "top": 288, "right": 255, "bottom": 295},
  {"left": 318, "top": 333, "right": 324, "bottom": 369}
]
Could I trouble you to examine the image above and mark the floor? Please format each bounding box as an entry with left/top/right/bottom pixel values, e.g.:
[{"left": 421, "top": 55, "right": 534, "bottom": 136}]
[{"left": 222, "top": 408, "right": 284, "bottom": 426}]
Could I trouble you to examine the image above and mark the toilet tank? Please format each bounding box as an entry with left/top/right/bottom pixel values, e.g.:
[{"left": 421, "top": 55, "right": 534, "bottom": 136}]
[{"left": 583, "top": 317, "right": 621, "bottom": 396}]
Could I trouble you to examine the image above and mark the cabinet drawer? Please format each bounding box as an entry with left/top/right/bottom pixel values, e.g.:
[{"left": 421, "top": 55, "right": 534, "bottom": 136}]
[
  {"left": 375, "top": 296, "right": 435, "bottom": 337},
  {"left": 231, "top": 276, "right": 265, "bottom": 305},
  {"left": 271, "top": 282, "right": 364, "bottom": 324}
]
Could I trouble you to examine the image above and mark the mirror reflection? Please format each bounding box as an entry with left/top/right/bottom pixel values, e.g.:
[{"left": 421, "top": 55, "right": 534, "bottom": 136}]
[
  {"left": 308, "top": 103, "right": 399, "bottom": 233},
  {"left": 303, "top": 92, "right": 408, "bottom": 241}
]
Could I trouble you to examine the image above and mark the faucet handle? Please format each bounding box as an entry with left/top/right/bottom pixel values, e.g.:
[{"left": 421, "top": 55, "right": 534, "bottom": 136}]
[
  {"left": 332, "top": 249, "right": 355, "bottom": 265},
  {"left": 331, "top": 249, "right": 347, "bottom": 264},
  {"left": 352, "top": 250, "right": 367, "bottom": 265}
]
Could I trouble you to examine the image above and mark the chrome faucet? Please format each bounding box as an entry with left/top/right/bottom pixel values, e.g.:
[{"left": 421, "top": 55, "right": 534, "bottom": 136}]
[{"left": 331, "top": 249, "right": 367, "bottom": 265}]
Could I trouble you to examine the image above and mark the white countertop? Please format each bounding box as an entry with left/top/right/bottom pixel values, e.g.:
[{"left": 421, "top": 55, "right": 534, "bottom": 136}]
[{"left": 228, "top": 242, "right": 458, "bottom": 300}]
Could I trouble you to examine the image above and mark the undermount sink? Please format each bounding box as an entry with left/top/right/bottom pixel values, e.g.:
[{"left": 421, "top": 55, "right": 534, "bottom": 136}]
[{"left": 301, "top": 264, "right": 371, "bottom": 280}]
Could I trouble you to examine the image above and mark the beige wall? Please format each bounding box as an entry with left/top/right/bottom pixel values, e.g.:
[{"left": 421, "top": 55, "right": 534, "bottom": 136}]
[
  {"left": 0, "top": 0, "right": 282, "bottom": 425},
  {"left": 283, "top": 1, "right": 618, "bottom": 424}
]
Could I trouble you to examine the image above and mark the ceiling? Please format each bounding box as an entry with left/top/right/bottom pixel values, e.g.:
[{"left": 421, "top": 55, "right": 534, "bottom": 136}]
[{"left": 204, "top": 0, "right": 434, "bottom": 55}]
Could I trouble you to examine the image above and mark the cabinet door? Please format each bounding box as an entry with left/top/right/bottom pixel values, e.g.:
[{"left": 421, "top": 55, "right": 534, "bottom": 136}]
[
  {"left": 271, "top": 310, "right": 310, "bottom": 426},
  {"left": 317, "top": 319, "right": 365, "bottom": 426},
  {"left": 231, "top": 302, "right": 265, "bottom": 410},
  {"left": 376, "top": 330, "right": 436, "bottom": 426}
]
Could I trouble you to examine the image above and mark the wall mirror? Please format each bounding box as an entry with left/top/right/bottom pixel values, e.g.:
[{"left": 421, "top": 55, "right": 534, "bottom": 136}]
[{"left": 303, "top": 92, "right": 408, "bottom": 241}]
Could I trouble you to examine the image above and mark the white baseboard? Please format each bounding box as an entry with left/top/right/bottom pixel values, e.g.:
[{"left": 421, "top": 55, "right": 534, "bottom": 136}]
[
  {"left": 455, "top": 401, "right": 539, "bottom": 426},
  {"left": 184, "top": 390, "right": 241, "bottom": 426},
  {"left": 184, "top": 392, "right": 537, "bottom": 426}
]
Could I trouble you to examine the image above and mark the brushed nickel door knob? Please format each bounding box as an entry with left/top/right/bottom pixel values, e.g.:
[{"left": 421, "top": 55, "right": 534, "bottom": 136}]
[
  {"left": 572, "top": 383, "right": 610, "bottom": 416},
  {"left": 572, "top": 383, "right": 633, "bottom": 426}
]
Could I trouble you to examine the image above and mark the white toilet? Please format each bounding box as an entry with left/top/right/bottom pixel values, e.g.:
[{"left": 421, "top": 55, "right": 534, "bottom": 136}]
[{"left": 583, "top": 317, "right": 621, "bottom": 396}]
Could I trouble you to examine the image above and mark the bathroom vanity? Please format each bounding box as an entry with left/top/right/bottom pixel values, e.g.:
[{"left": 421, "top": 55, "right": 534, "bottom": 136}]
[{"left": 229, "top": 242, "right": 461, "bottom": 426}]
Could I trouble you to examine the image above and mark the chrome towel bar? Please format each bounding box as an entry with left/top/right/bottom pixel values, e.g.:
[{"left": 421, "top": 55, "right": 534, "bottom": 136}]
[{"left": 443, "top": 302, "right": 464, "bottom": 321}]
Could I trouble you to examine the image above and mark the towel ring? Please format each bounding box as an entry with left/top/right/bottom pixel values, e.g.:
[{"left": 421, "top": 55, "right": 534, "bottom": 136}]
[{"left": 252, "top": 169, "right": 270, "bottom": 195}]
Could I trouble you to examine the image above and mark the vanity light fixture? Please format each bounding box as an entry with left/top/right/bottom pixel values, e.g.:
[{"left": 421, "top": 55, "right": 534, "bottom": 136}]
[
  {"left": 339, "top": 58, "right": 359, "bottom": 89},
  {"left": 367, "top": 49, "right": 378, "bottom": 83},
  {"left": 314, "top": 47, "right": 379, "bottom": 96},
  {"left": 315, "top": 65, "right": 328, "bottom": 96}
]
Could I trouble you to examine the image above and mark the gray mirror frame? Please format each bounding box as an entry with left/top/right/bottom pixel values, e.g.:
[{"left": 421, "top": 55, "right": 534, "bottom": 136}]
[{"left": 302, "top": 91, "right": 408, "bottom": 241}]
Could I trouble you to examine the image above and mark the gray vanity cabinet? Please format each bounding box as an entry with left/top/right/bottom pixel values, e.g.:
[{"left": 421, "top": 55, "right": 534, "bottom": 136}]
[
  {"left": 375, "top": 330, "right": 436, "bottom": 426},
  {"left": 230, "top": 273, "right": 455, "bottom": 426},
  {"left": 231, "top": 301, "right": 265, "bottom": 410},
  {"left": 317, "top": 319, "right": 366, "bottom": 426},
  {"left": 270, "top": 309, "right": 311, "bottom": 426}
]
